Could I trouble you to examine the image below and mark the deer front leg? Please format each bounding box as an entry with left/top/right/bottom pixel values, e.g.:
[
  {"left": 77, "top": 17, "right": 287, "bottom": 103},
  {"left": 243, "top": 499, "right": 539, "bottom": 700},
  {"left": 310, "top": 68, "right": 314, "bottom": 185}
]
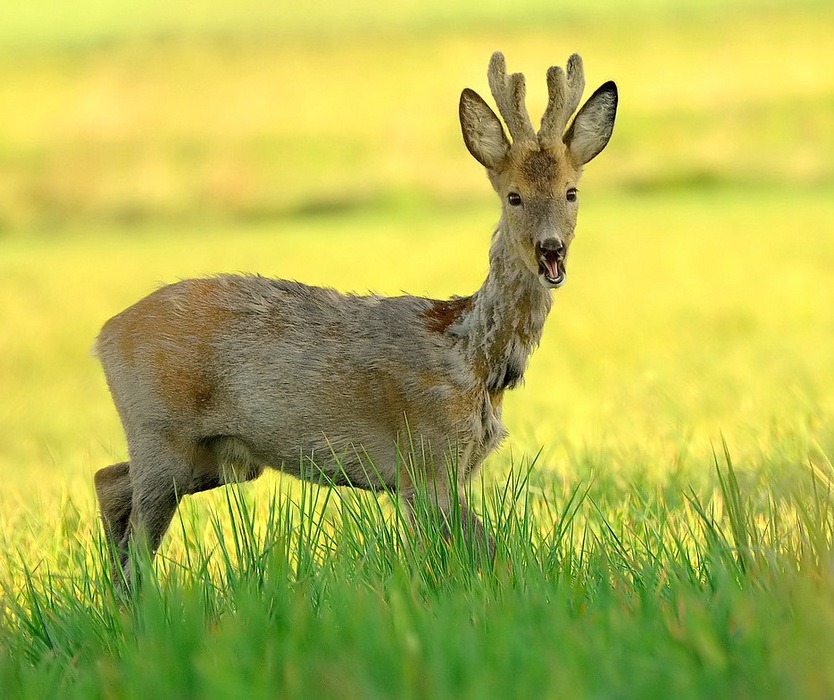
[
  {"left": 456, "top": 497, "right": 495, "bottom": 560},
  {"left": 404, "top": 481, "right": 495, "bottom": 560}
]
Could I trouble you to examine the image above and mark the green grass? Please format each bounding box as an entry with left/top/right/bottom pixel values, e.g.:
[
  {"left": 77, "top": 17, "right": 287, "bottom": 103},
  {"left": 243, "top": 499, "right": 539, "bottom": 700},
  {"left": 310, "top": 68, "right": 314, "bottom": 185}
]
[
  {"left": 2, "top": 450, "right": 833, "bottom": 698},
  {"left": 2, "top": 0, "right": 834, "bottom": 696}
]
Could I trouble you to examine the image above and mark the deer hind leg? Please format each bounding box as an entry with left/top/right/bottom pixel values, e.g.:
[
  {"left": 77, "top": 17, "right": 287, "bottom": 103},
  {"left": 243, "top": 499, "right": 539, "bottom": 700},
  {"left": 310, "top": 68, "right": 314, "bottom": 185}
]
[
  {"left": 117, "top": 430, "right": 208, "bottom": 586},
  {"left": 108, "top": 433, "right": 263, "bottom": 588},
  {"left": 94, "top": 461, "right": 133, "bottom": 554}
]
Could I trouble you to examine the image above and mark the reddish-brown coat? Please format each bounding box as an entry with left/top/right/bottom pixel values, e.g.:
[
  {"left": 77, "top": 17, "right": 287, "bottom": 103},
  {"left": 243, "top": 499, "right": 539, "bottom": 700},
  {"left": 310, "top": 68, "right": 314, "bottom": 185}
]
[
  {"left": 102, "top": 278, "right": 235, "bottom": 413},
  {"left": 422, "top": 296, "right": 473, "bottom": 334}
]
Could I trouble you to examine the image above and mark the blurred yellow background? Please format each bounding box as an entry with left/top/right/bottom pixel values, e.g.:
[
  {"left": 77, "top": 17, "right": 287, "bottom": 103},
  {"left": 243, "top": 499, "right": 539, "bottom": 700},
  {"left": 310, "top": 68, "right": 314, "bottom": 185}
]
[
  {"left": 1, "top": 0, "right": 832, "bottom": 231},
  {"left": 0, "top": 0, "right": 833, "bottom": 515}
]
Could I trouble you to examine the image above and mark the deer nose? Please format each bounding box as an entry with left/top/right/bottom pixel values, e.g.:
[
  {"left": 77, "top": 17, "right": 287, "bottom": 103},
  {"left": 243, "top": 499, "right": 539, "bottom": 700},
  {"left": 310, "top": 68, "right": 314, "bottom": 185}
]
[{"left": 536, "top": 238, "right": 565, "bottom": 260}]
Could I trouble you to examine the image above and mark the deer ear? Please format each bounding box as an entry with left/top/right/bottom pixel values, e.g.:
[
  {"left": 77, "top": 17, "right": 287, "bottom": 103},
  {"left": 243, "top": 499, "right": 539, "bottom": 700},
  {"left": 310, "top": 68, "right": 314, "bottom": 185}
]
[
  {"left": 460, "top": 88, "right": 510, "bottom": 170},
  {"left": 564, "top": 81, "right": 618, "bottom": 165}
]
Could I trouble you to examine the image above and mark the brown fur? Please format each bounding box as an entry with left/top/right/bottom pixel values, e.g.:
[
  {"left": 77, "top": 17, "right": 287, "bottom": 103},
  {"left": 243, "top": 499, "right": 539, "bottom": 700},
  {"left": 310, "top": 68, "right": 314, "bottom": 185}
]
[
  {"left": 94, "top": 461, "right": 132, "bottom": 547},
  {"left": 518, "top": 149, "right": 560, "bottom": 185},
  {"left": 423, "top": 296, "right": 473, "bottom": 334}
]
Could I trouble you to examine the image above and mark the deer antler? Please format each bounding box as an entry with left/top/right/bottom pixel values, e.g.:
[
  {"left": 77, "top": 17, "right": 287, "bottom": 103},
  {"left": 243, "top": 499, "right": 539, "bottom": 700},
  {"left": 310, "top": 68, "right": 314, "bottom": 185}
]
[
  {"left": 487, "top": 52, "right": 537, "bottom": 145},
  {"left": 486, "top": 52, "right": 586, "bottom": 149},
  {"left": 538, "top": 53, "right": 585, "bottom": 148}
]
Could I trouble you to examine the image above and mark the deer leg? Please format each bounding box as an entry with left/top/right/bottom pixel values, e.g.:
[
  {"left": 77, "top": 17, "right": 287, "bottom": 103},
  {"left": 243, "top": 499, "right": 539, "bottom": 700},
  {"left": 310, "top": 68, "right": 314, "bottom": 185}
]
[
  {"left": 118, "top": 431, "right": 197, "bottom": 587},
  {"left": 456, "top": 498, "right": 496, "bottom": 560},
  {"left": 94, "top": 461, "right": 133, "bottom": 574},
  {"left": 404, "top": 484, "right": 495, "bottom": 560}
]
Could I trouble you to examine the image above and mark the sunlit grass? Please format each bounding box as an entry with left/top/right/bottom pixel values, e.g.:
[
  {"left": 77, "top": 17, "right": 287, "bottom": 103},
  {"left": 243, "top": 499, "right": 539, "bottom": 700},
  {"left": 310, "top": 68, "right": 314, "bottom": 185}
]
[{"left": 2, "top": 450, "right": 833, "bottom": 698}]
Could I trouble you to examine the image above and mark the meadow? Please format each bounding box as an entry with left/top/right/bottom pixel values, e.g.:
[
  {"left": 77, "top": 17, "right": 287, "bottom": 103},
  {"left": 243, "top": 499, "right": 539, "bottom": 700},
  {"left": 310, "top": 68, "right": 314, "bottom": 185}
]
[{"left": 1, "top": 0, "right": 834, "bottom": 697}]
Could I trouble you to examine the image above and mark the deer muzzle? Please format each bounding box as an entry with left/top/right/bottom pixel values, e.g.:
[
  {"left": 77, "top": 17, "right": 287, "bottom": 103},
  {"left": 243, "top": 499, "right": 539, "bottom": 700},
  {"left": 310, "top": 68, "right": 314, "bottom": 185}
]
[{"left": 536, "top": 238, "right": 566, "bottom": 288}]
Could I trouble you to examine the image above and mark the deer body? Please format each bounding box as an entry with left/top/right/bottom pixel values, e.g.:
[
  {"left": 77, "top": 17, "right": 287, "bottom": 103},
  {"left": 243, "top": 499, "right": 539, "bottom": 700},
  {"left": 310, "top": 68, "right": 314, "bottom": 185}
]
[
  {"left": 97, "top": 276, "right": 512, "bottom": 493},
  {"left": 94, "top": 52, "right": 617, "bottom": 583}
]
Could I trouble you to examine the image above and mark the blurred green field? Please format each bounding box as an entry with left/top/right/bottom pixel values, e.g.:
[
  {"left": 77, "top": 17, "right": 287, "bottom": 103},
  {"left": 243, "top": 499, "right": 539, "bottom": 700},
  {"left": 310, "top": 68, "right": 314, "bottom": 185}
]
[
  {"left": 1, "top": 1, "right": 832, "bottom": 232},
  {"left": 1, "top": 0, "right": 834, "bottom": 697}
]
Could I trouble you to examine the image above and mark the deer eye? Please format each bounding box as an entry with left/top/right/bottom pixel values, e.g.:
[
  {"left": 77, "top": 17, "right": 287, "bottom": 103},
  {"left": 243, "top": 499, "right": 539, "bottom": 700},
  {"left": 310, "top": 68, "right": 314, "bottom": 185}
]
[
  {"left": 566, "top": 188, "right": 578, "bottom": 202},
  {"left": 507, "top": 192, "right": 522, "bottom": 206}
]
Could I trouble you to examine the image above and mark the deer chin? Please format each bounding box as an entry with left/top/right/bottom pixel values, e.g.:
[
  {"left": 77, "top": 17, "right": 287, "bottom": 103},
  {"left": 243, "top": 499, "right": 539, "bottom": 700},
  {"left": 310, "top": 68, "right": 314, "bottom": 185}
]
[{"left": 538, "top": 259, "right": 566, "bottom": 288}]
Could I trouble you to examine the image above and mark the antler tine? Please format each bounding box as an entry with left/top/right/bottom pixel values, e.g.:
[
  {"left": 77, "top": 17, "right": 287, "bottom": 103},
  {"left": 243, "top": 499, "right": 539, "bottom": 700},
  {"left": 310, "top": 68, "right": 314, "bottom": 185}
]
[
  {"left": 487, "top": 51, "right": 537, "bottom": 145},
  {"left": 538, "top": 65, "right": 567, "bottom": 146},
  {"left": 538, "top": 53, "right": 586, "bottom": 147}
]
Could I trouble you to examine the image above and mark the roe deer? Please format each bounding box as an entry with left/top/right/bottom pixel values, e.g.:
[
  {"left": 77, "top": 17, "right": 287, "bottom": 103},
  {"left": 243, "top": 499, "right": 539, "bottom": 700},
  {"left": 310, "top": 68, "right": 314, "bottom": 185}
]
[{"left": 94, "top": 51, "right": 617, "bottom": 583}]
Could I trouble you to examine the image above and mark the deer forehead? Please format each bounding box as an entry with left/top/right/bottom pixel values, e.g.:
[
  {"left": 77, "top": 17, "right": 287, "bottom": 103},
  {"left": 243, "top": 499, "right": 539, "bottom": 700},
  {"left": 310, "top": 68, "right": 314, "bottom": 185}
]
[{"left": 501, "top": 145, "right": 579, "bottom": 196}]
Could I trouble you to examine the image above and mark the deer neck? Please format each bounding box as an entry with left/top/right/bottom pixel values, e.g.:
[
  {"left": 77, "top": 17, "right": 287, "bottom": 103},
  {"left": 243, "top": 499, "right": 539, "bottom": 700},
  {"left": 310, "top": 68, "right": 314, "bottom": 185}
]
[{"left": 461, "top": 219, "right": 553, "bottom": 393}]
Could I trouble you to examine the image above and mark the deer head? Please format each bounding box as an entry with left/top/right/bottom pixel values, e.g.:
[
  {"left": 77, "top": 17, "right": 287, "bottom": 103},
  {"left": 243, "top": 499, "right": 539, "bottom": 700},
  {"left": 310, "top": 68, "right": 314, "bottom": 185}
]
[{"left": 459, "top": 52, "right": 617, "bottom": 288}]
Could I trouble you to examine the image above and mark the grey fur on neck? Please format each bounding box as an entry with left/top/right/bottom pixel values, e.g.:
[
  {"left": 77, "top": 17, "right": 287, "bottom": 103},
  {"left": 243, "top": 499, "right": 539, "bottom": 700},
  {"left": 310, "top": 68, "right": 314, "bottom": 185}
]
[{"left": 457, "top": 218, "right": 553, "bottom": 392}]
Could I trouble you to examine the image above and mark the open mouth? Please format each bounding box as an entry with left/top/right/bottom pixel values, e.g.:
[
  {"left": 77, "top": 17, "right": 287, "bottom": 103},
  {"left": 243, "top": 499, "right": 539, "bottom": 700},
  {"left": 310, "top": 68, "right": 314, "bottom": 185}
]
[{"left": 538, "top": 257, "right": 566, "bottom": 287}]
